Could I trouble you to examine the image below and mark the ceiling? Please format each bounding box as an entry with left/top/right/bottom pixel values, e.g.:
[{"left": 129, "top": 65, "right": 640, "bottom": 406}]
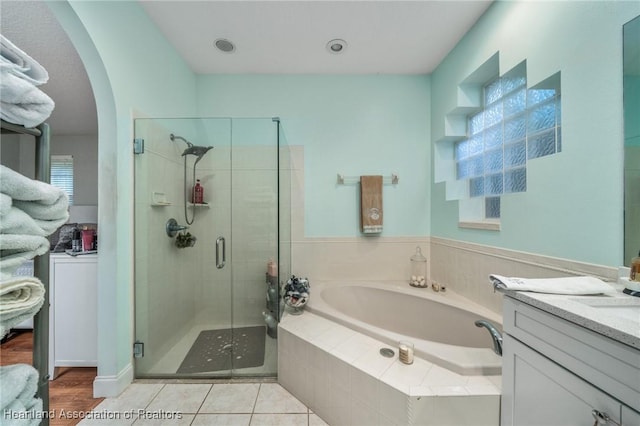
[
  {"left": 0, "top": 0, "right": 493, "bottom": 135},
  {"left": 140, "top": 1, "right": 493, "bottom": 74}
]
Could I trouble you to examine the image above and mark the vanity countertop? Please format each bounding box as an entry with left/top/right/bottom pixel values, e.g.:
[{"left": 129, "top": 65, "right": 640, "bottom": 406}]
[{"left": 502, "top": 288, "right": 640, "bottom": 350}]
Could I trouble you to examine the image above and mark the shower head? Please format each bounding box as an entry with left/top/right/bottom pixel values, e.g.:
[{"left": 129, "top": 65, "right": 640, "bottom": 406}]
[
  {"left": 182, "top": 145, "right": 214, "bottom": 165},
  {"left": 182, "top": 145, "right": 213, "bottom": 158},
  {"left": 170, "top": 133, "right": 193, "bottom": 148}
]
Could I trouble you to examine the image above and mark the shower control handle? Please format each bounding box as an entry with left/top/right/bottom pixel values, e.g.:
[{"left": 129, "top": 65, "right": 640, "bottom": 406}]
[{"left": 216, "top": 237, "right": 226, "bottom": 269}]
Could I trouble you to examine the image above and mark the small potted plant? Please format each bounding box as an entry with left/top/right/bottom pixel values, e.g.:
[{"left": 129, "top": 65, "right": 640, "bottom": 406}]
[{"left": 175, "top": 232, "right": 196, "bottom": 248}]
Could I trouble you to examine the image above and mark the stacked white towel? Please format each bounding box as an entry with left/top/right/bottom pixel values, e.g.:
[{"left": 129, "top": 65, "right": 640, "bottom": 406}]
[
  {"left": 0, "top": 165, "right": 68, "bottom": 280},
  {"left": 0, "top": 34, "right": 54, "bottom": 128},
  {"left": 0, "top": 276, "right": 45, "bottom": 338},
  {"left": 489, "top": 274, "right": 616, "bottom": 295},
  {"left": 0, "top": 164, "right": 66, "bottom": 336},
  {"left": 0, "top": 364, "right": 43, "bottom": 426}
]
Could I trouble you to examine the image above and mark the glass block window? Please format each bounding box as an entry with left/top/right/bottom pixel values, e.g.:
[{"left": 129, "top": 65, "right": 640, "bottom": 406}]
[
  {"left": 51, "top": 155, "right": 74, "bottom": 205},
  {"left": 454, "top": 73, "right": 561, "bottom": 218}
]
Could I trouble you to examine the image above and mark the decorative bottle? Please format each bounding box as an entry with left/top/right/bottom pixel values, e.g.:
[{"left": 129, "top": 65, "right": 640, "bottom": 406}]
[
  {"left": 410, "top": 246, "right": 427, "bottom": 287},
  {"left": 192, "top": 179, "right": 204, "bottom": 204}
]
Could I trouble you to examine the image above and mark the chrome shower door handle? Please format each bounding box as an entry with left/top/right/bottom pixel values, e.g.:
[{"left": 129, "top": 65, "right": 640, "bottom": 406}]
[{"left": 216, "top": 237, "right": 226, "bottom": 269}]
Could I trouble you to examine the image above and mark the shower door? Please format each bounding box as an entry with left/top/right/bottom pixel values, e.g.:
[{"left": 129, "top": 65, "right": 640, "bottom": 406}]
[{"left": 133, "top": 117, "right": 281, "bottom": 378}]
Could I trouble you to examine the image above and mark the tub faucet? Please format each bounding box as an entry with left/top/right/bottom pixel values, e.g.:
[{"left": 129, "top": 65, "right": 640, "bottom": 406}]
[{"left": 474, "top": 320, "right": 503, "bottom": 356}]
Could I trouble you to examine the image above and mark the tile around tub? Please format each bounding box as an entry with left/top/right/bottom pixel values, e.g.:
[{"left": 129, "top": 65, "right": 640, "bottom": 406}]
[
  {"left": 250, "top": 413, "right": 308, "bottom": 426},
  {"left": 199, "top": 383, "right": 259, "bottom": 413},
  {"left": 310, "top": 322, "right": 355, "bottom": 351},
  {"left": 464, "top": 375, "right": 502, "bottom": 396},
  {"left": 380, "top": 358, "right": 431, "bottom": 394},
  {"left": 282, "top": 312, "right": 335, "bottom": 342},
  {"left": 351, "top": 344, "right": 397, "bottom": 378},
  {"left": 420, "top": 363, "right": 468, "bottom": 388},
  {"left": 377, "top": 381, "right": 409, "bottom": 425},
  {"left": 191, "top": 414, "right": 252, "bottom": 426},
  {"left": 145, "top": 383, "right": 211, "bottom": 413},
  {"left": 330, "top": 332, "right": 381, "bottom": 363},
  {"left": 427, "top": 385, "right": 470, "bottom": 396},
  {"left": 254, "top": 383, "right": 308, "bottom": 413}
]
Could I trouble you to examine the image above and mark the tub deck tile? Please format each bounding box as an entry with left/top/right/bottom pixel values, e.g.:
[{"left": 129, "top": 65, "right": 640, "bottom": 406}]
[{"left": 278, "top": 311, "right": 502, "bottom": 425}]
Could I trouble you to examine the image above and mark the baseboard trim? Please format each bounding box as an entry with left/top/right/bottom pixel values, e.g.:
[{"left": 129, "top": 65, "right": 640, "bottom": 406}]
[{"left": 93, "top": 363, "right": 133, "bottom": 398}]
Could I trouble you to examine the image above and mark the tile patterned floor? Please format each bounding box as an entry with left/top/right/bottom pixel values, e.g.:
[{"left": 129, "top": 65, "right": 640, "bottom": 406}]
[{"left": 78, "top": 383, "right": 328, "bottom": 426}]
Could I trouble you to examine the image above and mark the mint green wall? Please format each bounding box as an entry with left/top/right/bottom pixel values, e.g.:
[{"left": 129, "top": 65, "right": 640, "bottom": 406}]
[
  {"left": 49, "top": 1, "right": 198, "bottom": 383},
  {"left": 431, "top": 1, "right": 640, "bottom": 267},
  {"left": 625, "top": 76, "right": 640, "bottom": 146},
  {"left": 196, "top": 75, "right": 431, "bottom": 237}
]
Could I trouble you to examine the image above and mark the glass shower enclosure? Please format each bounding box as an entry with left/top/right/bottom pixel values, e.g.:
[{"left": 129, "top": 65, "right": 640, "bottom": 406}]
[{"left": 133, "top": 117, "right": 290, "bottom": 378}]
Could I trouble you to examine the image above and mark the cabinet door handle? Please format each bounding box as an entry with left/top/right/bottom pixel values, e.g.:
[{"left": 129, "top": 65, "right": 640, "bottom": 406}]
[
  {"left": 592, "top": 410, "right": 621, "bottom": 426},
  {"left": 216, "top": 237, "right": 225, "bottom": 269}
]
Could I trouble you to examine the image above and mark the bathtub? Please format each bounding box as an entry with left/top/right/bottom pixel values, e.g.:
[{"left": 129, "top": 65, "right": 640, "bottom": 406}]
[{"left": 305, "top": 281, "right": 502, "bottom": 375}]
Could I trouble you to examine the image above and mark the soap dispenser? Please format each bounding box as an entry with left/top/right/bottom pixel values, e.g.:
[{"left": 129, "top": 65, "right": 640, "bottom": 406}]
[{"left": 409, "top": 246, "right": 427, "bottom": 288}]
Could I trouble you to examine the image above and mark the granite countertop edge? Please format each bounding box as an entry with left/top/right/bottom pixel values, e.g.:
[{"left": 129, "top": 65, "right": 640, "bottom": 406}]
[{"left": 501, "top": 289, "right": 640, "bottom": 350}]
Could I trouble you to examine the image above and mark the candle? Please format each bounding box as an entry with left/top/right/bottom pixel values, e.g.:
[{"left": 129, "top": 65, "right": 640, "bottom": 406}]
[{"left": 399, "top": 341, "right": 414, "bottom": 364}]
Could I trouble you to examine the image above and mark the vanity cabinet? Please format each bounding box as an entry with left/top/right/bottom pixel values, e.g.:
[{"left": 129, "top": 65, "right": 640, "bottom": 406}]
[
  {"left": 502, "top": 296, "right": 640, "bottom": 425},
  {"left": 48, "top": 254, "right": 98, "bottom": 379}
]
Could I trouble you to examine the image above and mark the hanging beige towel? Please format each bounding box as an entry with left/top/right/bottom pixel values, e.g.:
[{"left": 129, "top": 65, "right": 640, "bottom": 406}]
[{"left": 360, "top": 175, "right": 383, "bottom": 234}]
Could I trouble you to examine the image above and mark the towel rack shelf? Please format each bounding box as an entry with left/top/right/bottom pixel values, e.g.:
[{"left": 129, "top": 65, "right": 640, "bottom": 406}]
[
  {"left": 337, "top": 173, "right": 399, "bottom": 185},
  {"left": 1, "top": 120, "right": 51, "bottom": 424}
]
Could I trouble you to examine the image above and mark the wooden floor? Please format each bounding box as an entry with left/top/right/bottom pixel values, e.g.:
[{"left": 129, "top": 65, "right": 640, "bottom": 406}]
[{"left": 0, "top": 330, "right": 104, "bottom": 426}]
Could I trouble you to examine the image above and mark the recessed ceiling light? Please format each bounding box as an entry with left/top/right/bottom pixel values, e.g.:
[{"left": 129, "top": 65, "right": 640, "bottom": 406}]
[
  {"left": 214, "top": 38, "right": 235, "bottom": 53},
  {"left": 326, "top": 39, "right": 347, "bottom": 54}
]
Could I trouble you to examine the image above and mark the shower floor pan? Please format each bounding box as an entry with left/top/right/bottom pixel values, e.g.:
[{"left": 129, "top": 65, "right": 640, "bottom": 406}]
[{"left": 177, "top": 326, "right": 266, "bottom": 374}]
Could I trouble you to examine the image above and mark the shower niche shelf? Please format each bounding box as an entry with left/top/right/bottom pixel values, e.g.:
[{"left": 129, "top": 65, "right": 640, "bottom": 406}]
[
  {"left": 187, "top": 202, "right": 210, "bottom": 208},
  {"left": 151, "top": 191, "right": 171, "bottom": 206}
]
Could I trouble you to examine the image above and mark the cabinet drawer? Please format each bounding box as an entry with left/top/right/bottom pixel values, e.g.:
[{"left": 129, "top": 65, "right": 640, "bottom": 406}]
[
  {"left": 503, "top": 297, "right": 640, "bottom": 410},
  {"left": 502, "top": 334, "right": 622, "bottom": 426}
]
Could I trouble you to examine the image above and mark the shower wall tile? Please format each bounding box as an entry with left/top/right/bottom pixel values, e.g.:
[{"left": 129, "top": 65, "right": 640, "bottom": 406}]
[{"left": 232, "top": 146, "right": 278, "bottom": 171}]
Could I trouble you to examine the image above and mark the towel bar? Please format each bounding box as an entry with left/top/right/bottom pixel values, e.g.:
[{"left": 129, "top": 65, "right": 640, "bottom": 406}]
[{"left": 337, "top": 173, "right": 398, "bottom": 185}]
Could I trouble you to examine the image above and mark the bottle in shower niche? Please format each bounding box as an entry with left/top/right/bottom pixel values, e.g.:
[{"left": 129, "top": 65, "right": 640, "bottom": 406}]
[
  {"left": 409, "top": 246, "right": 427, "bottom": 288},
  {"left": 630, "top": 250, "right": 640, "bottom": 282},
  {"left": 192, "top": 179, "right": 204, "bottom": 204}
]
